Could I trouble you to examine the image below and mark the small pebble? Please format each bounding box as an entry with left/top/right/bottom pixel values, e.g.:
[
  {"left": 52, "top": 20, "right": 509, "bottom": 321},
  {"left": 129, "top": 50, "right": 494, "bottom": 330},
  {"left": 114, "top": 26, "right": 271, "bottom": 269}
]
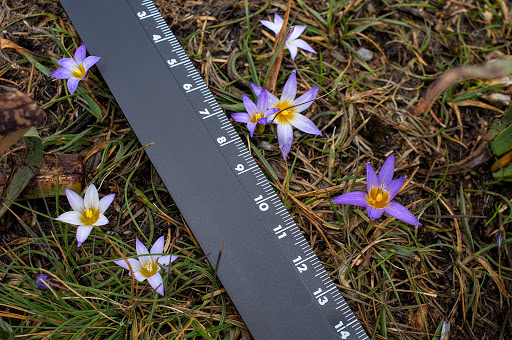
[{"left": 356, "top": 48, "right": 373, "bottom": 61}]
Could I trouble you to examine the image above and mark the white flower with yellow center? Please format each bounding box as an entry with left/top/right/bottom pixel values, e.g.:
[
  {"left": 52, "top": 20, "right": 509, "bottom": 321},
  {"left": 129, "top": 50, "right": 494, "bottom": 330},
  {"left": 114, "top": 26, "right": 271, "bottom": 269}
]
[
  {"left": 56, "top": 184, "right": 115, "bottom": 247},
  {"left": 49, "top": 44, "right": 101, "bottom": 95},
  {"left": 252, "top": 70, "right": 322, "bottom": 158},
  {"left": 114, "top": 236, "right": 178, "bottom": 296}
]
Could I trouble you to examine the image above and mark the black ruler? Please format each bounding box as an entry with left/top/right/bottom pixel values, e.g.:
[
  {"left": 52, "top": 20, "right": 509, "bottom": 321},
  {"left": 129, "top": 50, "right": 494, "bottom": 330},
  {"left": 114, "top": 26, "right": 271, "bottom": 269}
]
[{"left": 60, "top": 1, "right": 369, "bottom": 338}]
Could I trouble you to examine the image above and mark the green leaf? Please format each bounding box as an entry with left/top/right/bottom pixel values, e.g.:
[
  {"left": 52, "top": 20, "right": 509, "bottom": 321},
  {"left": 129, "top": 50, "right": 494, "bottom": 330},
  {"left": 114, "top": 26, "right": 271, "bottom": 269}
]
[{"left": 0, "top": 128, "right": 43, "bottom": 218}]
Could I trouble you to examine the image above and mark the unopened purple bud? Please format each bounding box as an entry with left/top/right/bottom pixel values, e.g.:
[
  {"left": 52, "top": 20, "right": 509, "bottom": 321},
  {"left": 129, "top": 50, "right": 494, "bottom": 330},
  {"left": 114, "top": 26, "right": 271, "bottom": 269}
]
[
  {"left": 35, "top": 273, "right": 58, "bottom": 290},
  {"left": 496, "top": 232, "right": 503, "bottom": 251}
]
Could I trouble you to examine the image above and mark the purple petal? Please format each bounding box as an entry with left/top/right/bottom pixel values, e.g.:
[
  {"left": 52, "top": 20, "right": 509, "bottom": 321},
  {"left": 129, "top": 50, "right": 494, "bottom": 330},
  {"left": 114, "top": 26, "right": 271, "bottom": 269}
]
[
  {"left": 55, "top": 211, "right": 83, "bottom": 226},
  {"left": 242, "top": 95, "right": 258, "bottom": 115},
  {"left": 366, "top": 162, "right": 380, "bottom": 192},
  {"left": 384, "top": 201, "right": 421, "bottom": 226},
  {"left": 287, "top": 43, "right": 298, "bottom": 60},
  {"left": 171, "top": 255, "right": 178, "bottom": 263},
  {"left": 158, "top": 255, "right": 171, "bottom": 266},
  {"left": 49, "top": 67, "right": 72, "bottom": 79},
  {"left": 65, "top": 188, "right": 85, "bottom": 212},
  {"left": 256, "top": 91, "right": 268, "bottom": 114},
  {"left": 288, "top": 39, "right": 316, "bottom": 54},
  {"left": 287, "top": 25, "right": 306, "bottom": 41},
  {"left": 273, "top": 13, "right": 284, "bottom": 28},
  {"left": 289, "top": 114, "right": 322, "bottom": 136},
  {"left": 331, "top": 191, "right": 368, "bottom": 208},
  {"left": 293, "top": 87, "right": 319, "bottom": 113},
  {"left": 378, "top": 154, "right": 395, "bottom": 186},
  {"left": 57, "top": 58, "right": 78, "bottom": 70},
  {"left": 147, "top": 272, "right": 165, "bottom": 296},
  {"left": 277, "top": 123, "right": 294, "bottom": 159},
  {"left": 84, "top": 184, "right": 100, "bottom": 211},
  {"left": 74, "top": 44, "right": 87, "bottom": 63},
  {"left": 366, "top": 206, "right": 384, "bottom": 220},
  {"left": 99, "top": 194, "right": 115, "bottom": 213},
  {"left": 281, "top": 70, "right": 297, "bottom": 103},
  {"left": 82, "top": 56, "right": 101, "bottom": 70},
  {"left": 251, "top": 83, "right": 265, "bottom": 97},
  {"left": 114, "top": 258, "right": 145, "bottom": 282},
  {"left": 386, "top": 177, "right": 405, "bottom": 201},
  {"left": 259, "top": 19, "right": 282, "bottom": 36},
  {"left": 247, "top": 122, "right": 257, "bottom": 137},
  {"left": 136, "top": 238, "right": 150, "bottom": 256},
  {"left": 231, "top": 112, "right": 250, "bottom": 123},
  {"left": 92, "top": 213, "right": 109, "bottom": 226},
  {"left": 76, "top": 225, "right": 93, "bottom": 247},
  {"left": 264, "top": 108, "right": 279, "bottom": 118},
  {"left": 67, "top": 77, "right": 80, "bottom": 95},
  {"left": 150, "top": 236, "right": 165, "bottom": 255}
]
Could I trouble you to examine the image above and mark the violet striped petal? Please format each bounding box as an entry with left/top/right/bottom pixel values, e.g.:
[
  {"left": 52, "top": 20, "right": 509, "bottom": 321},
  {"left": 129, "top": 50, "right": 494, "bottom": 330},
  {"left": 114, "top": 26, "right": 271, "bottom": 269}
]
[{"left": 384, "top": 201, "right": 421, "bottom": 226}]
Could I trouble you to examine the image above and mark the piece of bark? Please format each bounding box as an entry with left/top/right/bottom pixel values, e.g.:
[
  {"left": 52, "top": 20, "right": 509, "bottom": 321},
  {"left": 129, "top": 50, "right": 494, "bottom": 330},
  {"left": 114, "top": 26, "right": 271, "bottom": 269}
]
[
  {"left": 0, "top": 154, "right": 83, "bottom": 199},
  {"left": 0, "top": 91, "right": 45, "bottom": 155}
]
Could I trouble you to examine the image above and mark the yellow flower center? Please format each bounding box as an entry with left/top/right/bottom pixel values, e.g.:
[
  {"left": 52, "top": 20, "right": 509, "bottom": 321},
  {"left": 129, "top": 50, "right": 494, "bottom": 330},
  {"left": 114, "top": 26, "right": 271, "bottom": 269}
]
[
  {"left": 273, "top": 101, "right": 295, "bottom": 124},
  {"left": 140, "top": 261, "right": 159, "bottom": 278},
  {"left": 367, "top": 187, "right": 390, "bottom": 209},
  {"left": 71, "top": 63, "right": 86, "bottom": 79},
  {"left": 81, "top": 208, "right": 100, "bottom": 225},
  {"left": 249, "top": 112, "right": 265, "bottom": 123}
]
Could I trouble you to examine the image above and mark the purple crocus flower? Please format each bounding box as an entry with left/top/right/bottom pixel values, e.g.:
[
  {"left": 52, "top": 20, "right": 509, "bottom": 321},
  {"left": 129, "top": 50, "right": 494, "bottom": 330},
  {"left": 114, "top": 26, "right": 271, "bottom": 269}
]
[
  {"left": 49, "top": 44, "right": 101, "bottom": 95},
  {"left": 35, "top": 273, "right": 59, "bottom": 290},
  {"left": 332, "top": 154, "right": 421, "bottom": 226},
  {"left": 231, "top": 91, "right": 278, "bottom": 137},
  {"left": 114, "top": 236, "right": 178, "bottom": 296},
  {"left": 260, "top": 13, "right": 316, "bottom": 60},
  {"left": 252, "top": 70, "right": 322, "bottom": 158}
]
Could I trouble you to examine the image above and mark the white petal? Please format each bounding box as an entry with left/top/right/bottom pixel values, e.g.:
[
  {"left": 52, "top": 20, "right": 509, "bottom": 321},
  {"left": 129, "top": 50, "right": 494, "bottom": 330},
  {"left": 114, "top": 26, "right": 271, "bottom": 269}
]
[
  {"left": 281, "top": 70, "right": 297, "bottom": 103},
  {"left": 293, "top": 87, "right": 319, "bottom": 113},
  {"left": 84, "top": 184, "right": 100, "bottom": 211},
  {"left": 277, "top": 123, "right": 294, "bottom": 159},
  {"left": 76, "top": 225, "right": 93, "bottom": 247},
  {"left": 158, "top": 255, "right": 171, "bottom": 266},
  {"left": 136, "top": 238, "right": 150, "bottom": 256},
  {"left": 55, "top": 211, "right": 83, "bottom": 226},
  {"left": 150, "top": 236, "right": 165, "bottom": 255},
  {"left": 114, "top": 258, "right": 146, "bottom": 282},
  {"left": 92, "top": 213, "right": 109, "bottom": 226},
  {"left": 259, "top": 19, "right": 282, "bottom": 36},
  {"left": 99, "top": 193, "right": 115, "bottom": 213},
  {"left": 147, "top": 273, "right": 165, "bottom": 296},
  {"left": 287, "top": 25, "right": 306, "bottom": 42},
  {"left": 289, "top": 39, "right": 316, "bottom": 54},
  {"left": 65, "top": 188, "right": 85, "bottom": 212},
  {"left": 286, "top": 43, "right": 298, "bottom": 60},
  {"left": 289, "top": 114, "right": 322, "bottom": 136}
]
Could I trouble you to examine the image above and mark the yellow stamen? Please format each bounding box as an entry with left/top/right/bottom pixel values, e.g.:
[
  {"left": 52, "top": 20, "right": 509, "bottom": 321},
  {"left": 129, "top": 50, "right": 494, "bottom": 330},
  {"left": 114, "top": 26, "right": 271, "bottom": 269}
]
[
  {"left": 81, "top": 208, "right": 100, "bottom": 225},
  {"left": 273, "top": 101, "right": 295, "bottom": 124},
  {"left": 367, "top": 187, "right": 390, "bottom": 209},
  {"left": 140, "top": 261, "right": 159, "bottom": 278},
  {"left": 249, "top": 112, "right": 265, "bottom": 123},
  {"left": 71, "top": 64, "right": 86, "bottom": 79}
]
